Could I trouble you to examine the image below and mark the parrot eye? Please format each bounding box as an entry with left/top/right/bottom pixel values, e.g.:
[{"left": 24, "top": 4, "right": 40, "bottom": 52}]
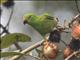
[
  {"left": 28, "top": 16, "right": 32, "bottom": 19},
  {"left": 28, "top": 15, "right": 32, "bottom": 21}
]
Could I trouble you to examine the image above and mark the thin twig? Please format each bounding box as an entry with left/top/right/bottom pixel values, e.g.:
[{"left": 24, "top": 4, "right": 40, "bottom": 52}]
[
  {"left": 60, "top": 40, "right": 67, "bottom": 46},
  {"left": 65, "top": 50, "right": 80, "bottom": 60},
  {"left": 9, "top": 40, "right": 44, "bottom": 60},
  {"left": 5, "top": 6, "right": 14, "bottom": 28},
  {"left": 0, "top": 6, "right": 22, "bottom": 50}
]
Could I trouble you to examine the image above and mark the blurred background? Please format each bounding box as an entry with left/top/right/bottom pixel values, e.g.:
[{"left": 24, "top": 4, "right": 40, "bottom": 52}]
[{"left": 1, "top": 0, "right": 80, "bottom": 60}]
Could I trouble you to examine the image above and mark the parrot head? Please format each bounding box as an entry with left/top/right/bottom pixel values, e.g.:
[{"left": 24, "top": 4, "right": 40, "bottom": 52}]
[
  {"left": 23, "top": 13, "right": 38, "bottom": 24},
  {"left": 23, "top": 14, "right": 33, "bottom": 24}
]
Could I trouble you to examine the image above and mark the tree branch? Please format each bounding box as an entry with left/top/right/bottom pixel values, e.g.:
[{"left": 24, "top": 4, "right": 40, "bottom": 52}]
[
  {"left": 65, "top": 50, "right": 80, "bottom": 60},
  {"left": 5, "top": 6, "right": 14, "bottom": 28},
  {"left": 9, "top": 40, "right": 44, "bottom": 60}
]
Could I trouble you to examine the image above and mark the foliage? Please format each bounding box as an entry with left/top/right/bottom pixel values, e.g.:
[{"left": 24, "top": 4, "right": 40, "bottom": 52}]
[
  {"left": 1, "top": 33, "right": 31, "bottom": 49},
  {"left": 0, "top": 52, "right": 23, "bottom": 58}
]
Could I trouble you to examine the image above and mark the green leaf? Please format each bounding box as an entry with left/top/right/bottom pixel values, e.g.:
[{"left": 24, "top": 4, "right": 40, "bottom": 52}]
[
  {"left": 0, "top": 52, "right": 23, "bottom": 58},
  {"left": 1, "top": 33, "right": 31, "bottom": 49}
]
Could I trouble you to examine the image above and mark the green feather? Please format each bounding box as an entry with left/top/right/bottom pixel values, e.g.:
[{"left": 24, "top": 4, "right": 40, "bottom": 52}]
[{"left": 23, "top": 13, "right": 57, "bottom": 36}]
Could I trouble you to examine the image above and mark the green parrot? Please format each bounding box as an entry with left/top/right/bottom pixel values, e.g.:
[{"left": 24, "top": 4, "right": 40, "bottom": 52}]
[{"left": 23, "top": 13, "right": 57, "bottom": 36}]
